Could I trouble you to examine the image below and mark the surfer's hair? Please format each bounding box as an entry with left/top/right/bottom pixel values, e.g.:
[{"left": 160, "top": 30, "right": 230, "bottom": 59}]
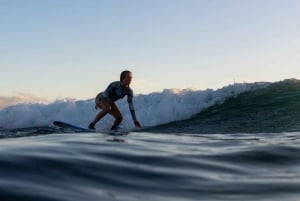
[{"left": 120, "top": 70, "right": 131, "bottom": 81}]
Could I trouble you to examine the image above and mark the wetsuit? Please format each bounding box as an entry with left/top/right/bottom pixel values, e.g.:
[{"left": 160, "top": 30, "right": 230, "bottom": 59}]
[{"left": 98, "top": 81, "right": 137, "bottom": 121}]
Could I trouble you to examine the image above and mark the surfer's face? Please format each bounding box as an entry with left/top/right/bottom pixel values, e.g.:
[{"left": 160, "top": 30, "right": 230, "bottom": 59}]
[{"left": 121, "top": 72, "right": 132, "bottom": 87}]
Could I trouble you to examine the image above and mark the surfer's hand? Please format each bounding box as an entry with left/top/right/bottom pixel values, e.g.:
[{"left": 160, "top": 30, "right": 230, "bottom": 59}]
[{"left": 134, "top": 120, "right": 141, "bottom": 128}]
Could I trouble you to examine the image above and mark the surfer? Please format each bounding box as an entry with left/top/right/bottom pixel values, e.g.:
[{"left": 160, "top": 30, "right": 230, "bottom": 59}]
[{"left": 88, "top": 70, "right": 141, "bottom": 130}]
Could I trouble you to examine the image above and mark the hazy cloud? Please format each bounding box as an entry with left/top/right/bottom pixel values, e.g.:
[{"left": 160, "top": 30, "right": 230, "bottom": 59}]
[{"left": 0, "top": 92, "right": 49, "bottom": 109}]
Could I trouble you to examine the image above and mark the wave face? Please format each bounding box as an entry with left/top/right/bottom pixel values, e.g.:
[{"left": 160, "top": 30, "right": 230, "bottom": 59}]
[
  {"left": 0, "top": 82, "right": 261, "bottom": 130},
  {"left": 146, "top": 79, "right": 300, "bottom": 133},
  {"left": 1, "top": 79, "right": 299, "bottom": 134}
]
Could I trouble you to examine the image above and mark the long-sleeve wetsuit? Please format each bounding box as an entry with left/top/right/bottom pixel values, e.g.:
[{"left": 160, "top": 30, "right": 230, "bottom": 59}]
[{"left": 100, "top": 81, "right": 137, "bottom": 121}]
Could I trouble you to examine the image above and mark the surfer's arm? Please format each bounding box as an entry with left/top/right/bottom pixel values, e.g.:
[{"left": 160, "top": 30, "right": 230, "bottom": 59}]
[
  {"left": 127, "top": 93, "right": 141, "bottom": 128},
  {"left": 127, "top": 96, "right": 137, "bottom": 121}
]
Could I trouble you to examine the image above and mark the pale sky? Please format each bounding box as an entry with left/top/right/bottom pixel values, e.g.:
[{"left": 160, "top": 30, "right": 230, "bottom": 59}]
[{"left": 1, "top": 0, "right": 299, "bottom": 103}]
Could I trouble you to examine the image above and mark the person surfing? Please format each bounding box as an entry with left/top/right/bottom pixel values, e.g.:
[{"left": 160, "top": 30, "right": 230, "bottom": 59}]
[{"left": 88, "top": 70, "right": 141, "bottom": 130}]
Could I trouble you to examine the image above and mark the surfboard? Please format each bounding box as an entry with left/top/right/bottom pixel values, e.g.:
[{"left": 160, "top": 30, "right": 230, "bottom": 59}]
[{"left": 52, "top": 121, "right": 90, "bottom": 131}]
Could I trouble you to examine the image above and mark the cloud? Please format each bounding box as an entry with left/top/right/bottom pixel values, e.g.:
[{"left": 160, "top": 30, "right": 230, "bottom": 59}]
[{"left": 0, "top": 92, "right": 49, "bottom": 109}]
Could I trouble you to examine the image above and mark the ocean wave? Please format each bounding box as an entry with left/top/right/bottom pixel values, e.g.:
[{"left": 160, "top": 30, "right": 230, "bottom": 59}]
[
  {"left": 0, "top": 81, "right": 263, "bottom": 130},
  {"left": 1, "top": 79, "right": 299, "bottom": 134},
  {"left": 146, "top": 79, "right": 300, "bottom": 133}
]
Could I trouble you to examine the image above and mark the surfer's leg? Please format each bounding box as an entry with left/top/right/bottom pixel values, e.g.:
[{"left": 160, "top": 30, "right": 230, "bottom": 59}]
[
  {"left": 109, "top": 103, "right": 123, "bottom": 129},
  {"left": 89, "top": 100, "right": 111, "bottom": 129}
]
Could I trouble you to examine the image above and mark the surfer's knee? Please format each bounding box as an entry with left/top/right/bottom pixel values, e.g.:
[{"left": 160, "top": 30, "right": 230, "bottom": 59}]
[{"left": 102, "top": 105, "right": 112, "bottom": 113}]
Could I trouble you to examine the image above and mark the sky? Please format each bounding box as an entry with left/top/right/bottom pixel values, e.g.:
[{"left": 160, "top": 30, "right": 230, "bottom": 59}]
[{"left": 1, "top": 0, "right": 299, "bottom": 108}]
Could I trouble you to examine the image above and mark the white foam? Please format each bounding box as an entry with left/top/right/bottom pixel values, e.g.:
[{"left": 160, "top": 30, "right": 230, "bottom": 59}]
[{"left": 0, "top": 83, "right": 265, "bottom": 129}]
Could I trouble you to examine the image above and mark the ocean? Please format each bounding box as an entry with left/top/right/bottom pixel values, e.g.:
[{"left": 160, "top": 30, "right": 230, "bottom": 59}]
[{"left": 0, "top": 79, "right": 299, "bottom": 201}]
